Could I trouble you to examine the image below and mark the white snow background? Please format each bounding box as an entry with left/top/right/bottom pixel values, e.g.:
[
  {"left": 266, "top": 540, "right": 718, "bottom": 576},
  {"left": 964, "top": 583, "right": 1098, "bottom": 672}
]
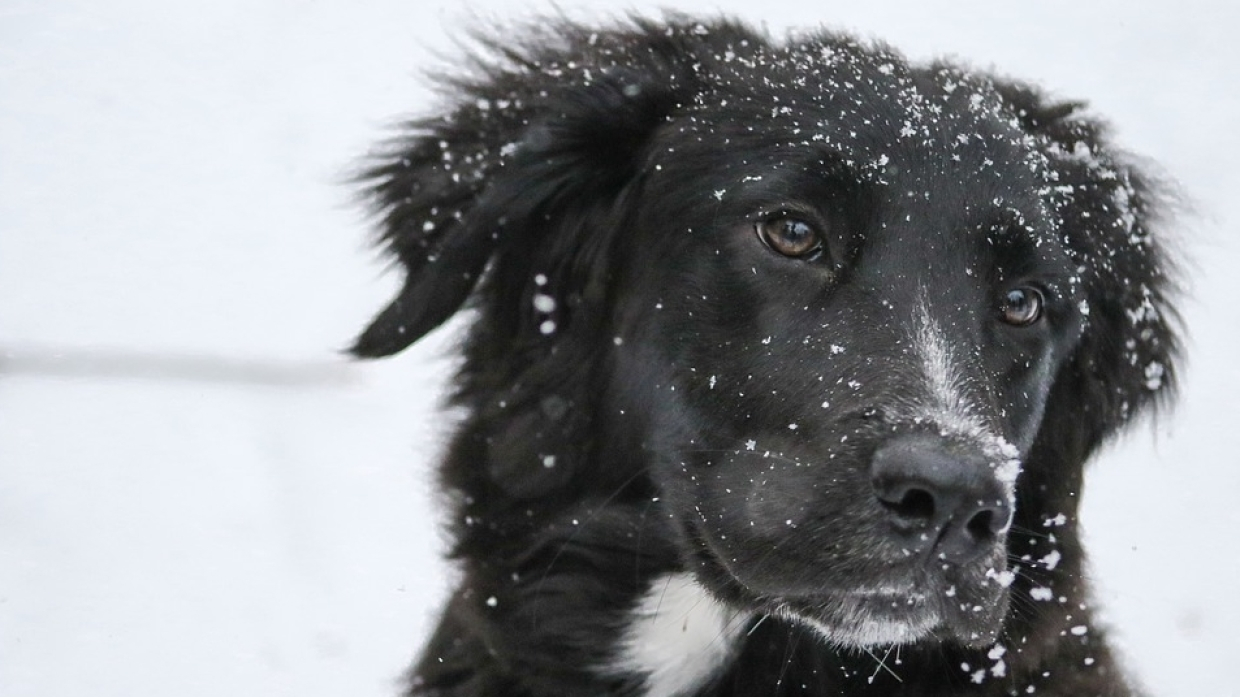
[{"left": 1, "top": 1, "right": 1236, "bottom": 695}]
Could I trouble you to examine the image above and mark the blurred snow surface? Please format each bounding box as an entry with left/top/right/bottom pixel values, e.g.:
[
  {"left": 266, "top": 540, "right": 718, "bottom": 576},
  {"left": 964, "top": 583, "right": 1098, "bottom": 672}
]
[{"left": 1, "top": 1, "right": 1236, "bottom": 695}]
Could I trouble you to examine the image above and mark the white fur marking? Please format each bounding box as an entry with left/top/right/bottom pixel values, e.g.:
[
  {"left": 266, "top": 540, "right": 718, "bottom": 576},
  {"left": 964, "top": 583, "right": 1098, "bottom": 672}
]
[
  {"left": 914, "top": 299, "right": 973, "bottom": 423},
  {"left": 911, "top": 298, "right": 1022, "bottom": 504},
  {"left": 610, "top": 573, "right": 749, "bottom": 697}
]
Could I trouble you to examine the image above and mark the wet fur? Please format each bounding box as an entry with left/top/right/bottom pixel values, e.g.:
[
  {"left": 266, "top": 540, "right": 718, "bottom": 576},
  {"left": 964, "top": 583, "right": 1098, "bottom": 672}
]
[{"left": 352, "top": 15, "right": 1178, "bottom": 697}]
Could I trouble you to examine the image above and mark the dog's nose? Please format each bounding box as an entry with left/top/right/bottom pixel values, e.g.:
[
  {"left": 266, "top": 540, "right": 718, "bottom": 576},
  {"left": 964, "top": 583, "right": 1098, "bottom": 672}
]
[{"left": 870, "top": 434, "right": 1013, "bottom": 565}]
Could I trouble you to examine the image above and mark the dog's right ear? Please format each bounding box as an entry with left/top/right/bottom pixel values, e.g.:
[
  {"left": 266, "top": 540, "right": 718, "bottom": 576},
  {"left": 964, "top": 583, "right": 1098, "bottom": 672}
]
[
  {"left": 347, "top": 98, "right": 517, "bottom": 358},
  {"left": 349, "top": 22, "right": 716, "bottom": 358},
  {"left": 994, "top": 81, "right": 1181, "bottom": 460}
]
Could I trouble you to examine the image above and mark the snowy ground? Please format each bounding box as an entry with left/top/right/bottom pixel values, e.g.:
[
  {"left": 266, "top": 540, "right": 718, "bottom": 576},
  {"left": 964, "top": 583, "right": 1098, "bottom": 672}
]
[{"left": 2, "top": 1, "right": 1236, "bottom": 695}]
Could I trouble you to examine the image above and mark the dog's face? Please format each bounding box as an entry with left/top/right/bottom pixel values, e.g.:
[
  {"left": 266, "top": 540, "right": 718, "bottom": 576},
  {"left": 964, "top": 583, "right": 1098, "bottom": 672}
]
[
  {"left": 353, "top": 20, "right": 1177, "bottom": 666},
  {"left": 606, "top": 68, "right": 1089, "bottom": 648}
]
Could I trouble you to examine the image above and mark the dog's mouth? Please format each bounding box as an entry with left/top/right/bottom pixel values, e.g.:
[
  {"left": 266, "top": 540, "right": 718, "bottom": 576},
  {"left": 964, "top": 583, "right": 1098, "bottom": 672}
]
[{"left": 684, "top": 518, "right": 1009, "bottom": 649}]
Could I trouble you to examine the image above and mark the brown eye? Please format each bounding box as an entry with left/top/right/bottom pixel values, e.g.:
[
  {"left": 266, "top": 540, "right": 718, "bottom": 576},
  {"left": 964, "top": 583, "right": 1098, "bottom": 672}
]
[
  {"left": 755, "top": 215, "right": 823, "bottom": 258},
  {"left": 1000, "top": 287, "right": 1044, "bottom": 326}
]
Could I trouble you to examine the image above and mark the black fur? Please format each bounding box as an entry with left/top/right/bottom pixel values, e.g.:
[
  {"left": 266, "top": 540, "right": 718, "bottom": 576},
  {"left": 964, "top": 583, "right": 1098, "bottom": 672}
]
[{"left": 352, "top": 15, "right": 1178, "bottom": 697}]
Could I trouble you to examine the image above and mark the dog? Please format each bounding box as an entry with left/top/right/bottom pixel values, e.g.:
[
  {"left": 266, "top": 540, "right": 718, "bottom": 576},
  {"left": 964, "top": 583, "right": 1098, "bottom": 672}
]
[{"left": 351, "top": 14, "right": 1179, "bottom": 696}]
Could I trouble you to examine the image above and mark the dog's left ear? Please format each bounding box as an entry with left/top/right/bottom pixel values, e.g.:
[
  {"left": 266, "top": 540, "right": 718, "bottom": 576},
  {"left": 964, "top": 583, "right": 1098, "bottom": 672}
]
[
  {"left": 350, "top": 39, "right": 692, "bottom": 359},
  {"left": 999, "top": 83, "right": 1181, "bottom": 458}
]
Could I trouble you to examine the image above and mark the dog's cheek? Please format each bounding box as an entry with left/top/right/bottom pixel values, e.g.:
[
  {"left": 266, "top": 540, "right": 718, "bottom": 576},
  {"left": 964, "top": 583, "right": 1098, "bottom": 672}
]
[
  {"left": 689, "top": 446, "right": 880, "bottom": 589},
  {"left": 987, "top": 339, "right": 1065, "bottom": 452}
]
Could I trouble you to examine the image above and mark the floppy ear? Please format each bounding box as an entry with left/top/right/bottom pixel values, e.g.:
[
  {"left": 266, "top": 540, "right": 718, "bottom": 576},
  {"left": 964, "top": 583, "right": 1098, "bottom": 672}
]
[
  {"left": 350, "top": 23, "right": 701, "bottom": 358},
  {"left": 999, "top": 84, "right": 1181, "bottom": 463}
]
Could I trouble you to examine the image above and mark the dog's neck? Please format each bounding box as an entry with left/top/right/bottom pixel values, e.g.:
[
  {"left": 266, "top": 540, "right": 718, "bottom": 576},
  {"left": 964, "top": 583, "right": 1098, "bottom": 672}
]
[{"left": 610, "top": 573, "right": 751, "bottom": 697}]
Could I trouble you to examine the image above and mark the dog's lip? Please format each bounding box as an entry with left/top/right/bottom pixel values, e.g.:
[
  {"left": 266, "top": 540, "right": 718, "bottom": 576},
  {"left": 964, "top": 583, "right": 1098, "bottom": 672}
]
[
  {"left": 765, "top": 592, "right": 946, "bottom": 647},
  {"left": 691, "top": 530, "right": 941, "bottom": 614},
  {"left": 773, "top": 586, "right": 934, "bottom": 612},
  {"left": 844, "top": 588, "right": 929, "bottom": 602}
]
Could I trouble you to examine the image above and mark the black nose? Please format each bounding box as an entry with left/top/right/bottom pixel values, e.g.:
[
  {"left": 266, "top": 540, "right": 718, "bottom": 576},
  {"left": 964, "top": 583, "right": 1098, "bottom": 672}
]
[{"left": 870, "top": 434, "right": 1013, "bottom": 565}]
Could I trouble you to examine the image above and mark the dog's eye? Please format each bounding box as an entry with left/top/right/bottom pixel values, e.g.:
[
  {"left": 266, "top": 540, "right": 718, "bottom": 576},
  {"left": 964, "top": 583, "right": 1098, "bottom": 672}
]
[
  {"left": 1000, "top": 287, "right": 1044, "bottom": 326},
  {"left": 755, "top": 216, "right": 823, "bottom": 258}
]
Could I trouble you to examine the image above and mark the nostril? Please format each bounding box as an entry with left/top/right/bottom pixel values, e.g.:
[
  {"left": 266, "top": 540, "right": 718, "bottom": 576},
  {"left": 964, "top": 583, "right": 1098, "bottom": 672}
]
[
  {"left": 966, "top": 508, "right": 996, "bottom": 542},
  {"left": 882, "top": 487, "right": 936, "bottom": 524},
  {"left": 964, "top": 500, "right": 1012, "bottom": 541}
]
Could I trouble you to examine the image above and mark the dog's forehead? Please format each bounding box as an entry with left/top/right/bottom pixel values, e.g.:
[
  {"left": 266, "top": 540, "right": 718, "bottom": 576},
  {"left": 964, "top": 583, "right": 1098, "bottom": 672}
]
[{"left": 674, "top": 44, "right": 1045, "bottom": 186}]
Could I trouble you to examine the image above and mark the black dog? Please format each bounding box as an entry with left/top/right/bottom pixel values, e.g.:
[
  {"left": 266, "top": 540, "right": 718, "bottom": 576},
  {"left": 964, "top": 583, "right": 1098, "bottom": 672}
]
[{"left": 351, "top": 15, "right": 1179, "bottom": 696}]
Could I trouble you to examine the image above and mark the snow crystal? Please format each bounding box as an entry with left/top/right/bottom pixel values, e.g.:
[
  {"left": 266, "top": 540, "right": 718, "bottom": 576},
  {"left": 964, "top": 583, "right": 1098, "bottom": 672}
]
[
  {"left": 1030, "top": 587, "right": 1054, "bottom": 602},
  {"left": 1070, "top": 625, "right": 1088, "bottom": 636},
  {"left": 992, "top": 456, "right": 1022, "bottom": 489},
  {"left": 1039, "top": 550, "right": 1062, "bottom": 570},
  {"left": 486, "top": 596, "right": 498, "bottom": 607},
  {"left": 533, "top": 293, "right": 556, "bottom": 313},
  {"left": 539, "top": 320, "right": 556, "bottom": 335},
  {"left": 1143, "top": 361, "right": 1164, "bottom": 391},
  {"left": 986, "top": 568, "right": 1017, "bottom": 588}
]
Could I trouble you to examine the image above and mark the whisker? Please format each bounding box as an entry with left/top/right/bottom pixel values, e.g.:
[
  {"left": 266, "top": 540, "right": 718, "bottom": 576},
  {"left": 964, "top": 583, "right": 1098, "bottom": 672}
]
[
  {"left": 746, "top": 612, "right": 771, "bottom": 637},
  {"left": 774, "top": 623, "right": 803, "bottom": 689},
  {"left": 863, "top": 644, "right": 903, "bottom": 684},
  {"left": 1008, "top": 524, "right": 1058, "bottom": 542}
]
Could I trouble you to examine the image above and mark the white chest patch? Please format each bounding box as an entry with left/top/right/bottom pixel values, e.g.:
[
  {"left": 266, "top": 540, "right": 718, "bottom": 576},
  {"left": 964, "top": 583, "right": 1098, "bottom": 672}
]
[{"left": 608, "top": 573, "right": 750, "bottom": 697}]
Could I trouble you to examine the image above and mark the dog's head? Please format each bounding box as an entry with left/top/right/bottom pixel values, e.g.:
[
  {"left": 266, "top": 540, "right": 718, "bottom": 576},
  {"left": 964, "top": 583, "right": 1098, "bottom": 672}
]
[{"left": 354, "top": 18, "right": 1178, "bottom": 652}]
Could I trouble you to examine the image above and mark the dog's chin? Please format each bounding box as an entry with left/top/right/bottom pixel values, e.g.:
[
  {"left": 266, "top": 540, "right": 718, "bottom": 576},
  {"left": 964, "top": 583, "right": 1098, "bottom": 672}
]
[
  {"left": 773, "top": 593, "right": 941, "bottom": 647},
  {"left": 767, "top": 587, "right": 1007, "bottom": 650}
]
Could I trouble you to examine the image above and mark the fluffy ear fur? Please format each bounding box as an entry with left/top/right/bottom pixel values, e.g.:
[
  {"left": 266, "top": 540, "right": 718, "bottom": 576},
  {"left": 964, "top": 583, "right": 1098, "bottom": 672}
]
[
  {"left": 996, "top": 84, "right": 1180, "bottom": 465},
  {"left": 351, "top": 19, "right": 723, "bottom": 359},
  {"left": 351, "top": 18, "right": 759, "bottom": 497}
]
